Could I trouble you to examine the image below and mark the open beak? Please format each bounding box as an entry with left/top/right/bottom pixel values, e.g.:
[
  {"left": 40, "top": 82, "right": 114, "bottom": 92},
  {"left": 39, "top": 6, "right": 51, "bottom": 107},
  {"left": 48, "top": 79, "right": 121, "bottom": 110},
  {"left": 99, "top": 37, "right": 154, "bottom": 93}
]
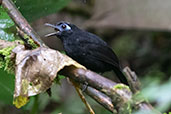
[{"left": 44, "top": 23, "right": 60, "bottom": 37}]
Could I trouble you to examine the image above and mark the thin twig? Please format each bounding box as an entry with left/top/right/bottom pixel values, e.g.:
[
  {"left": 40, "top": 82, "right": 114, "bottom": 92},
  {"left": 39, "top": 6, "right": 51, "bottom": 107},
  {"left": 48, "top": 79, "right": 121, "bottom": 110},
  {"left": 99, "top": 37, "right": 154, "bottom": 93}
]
[
  {"left": 123, "top": 67, "right": 141, "bottom": 93},
  {"left": 70, "top": 80, "right": 95, "bottom": 114}
]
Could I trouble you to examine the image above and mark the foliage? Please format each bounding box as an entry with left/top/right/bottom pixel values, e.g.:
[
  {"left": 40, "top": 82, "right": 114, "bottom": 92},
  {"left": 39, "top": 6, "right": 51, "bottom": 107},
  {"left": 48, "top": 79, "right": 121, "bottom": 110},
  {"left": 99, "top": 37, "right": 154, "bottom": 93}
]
[
  {"left": 0, "top": 69, "right": 15, "bottom": 104},
  {"left": 0, "top": 46, "right": 16, "bottom": 73},
  {"left": 13, "top": 0, "right": 71, "bottom": 22},
  {"left": 134, "top": 78, "right": 171, "bottom": 114},
  {"left": 0, "top": 6, "right": 16, "bottom": 41},
  {"left": 141, "top": 77, "right": 171, "bottom": 113},
  {"left": 0, "top": 6, "right": 16, "bottom": 107},
  {"left": 23, "top": 34, "right": 39, "bottom": 49}
]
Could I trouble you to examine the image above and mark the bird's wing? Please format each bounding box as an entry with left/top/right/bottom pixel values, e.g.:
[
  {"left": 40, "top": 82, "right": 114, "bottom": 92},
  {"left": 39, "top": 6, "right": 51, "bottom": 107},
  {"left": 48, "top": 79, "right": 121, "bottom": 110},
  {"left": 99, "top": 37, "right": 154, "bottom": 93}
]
[
  {"left": 76, "top": 31, "right": 121, "bottom": 69},
  {"left": 85, "top": 43, "right": 121, "bottom": 69}
]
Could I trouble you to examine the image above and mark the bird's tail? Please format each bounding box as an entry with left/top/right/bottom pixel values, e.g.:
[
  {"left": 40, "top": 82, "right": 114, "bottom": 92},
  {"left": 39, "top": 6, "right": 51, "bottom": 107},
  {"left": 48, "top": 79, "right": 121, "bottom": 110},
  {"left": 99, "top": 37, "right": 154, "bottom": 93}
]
[{"left": 113, "top": 68, "right": 129, "bottom": 85}]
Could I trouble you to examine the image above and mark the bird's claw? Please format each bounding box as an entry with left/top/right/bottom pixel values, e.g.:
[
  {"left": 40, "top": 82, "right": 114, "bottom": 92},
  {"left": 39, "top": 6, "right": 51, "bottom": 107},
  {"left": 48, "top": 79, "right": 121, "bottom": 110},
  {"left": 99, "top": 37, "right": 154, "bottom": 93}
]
[{"left": 82, "top": 82, "right": 88, "bottom": 92}]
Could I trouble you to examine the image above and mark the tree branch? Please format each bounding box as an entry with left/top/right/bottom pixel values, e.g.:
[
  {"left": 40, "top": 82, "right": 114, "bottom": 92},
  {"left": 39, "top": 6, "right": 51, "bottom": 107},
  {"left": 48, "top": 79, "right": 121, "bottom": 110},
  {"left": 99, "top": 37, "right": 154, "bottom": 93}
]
[
  {"left": 71, "top": 80, "right": 95, "bottom": 114},
  {"left": 60, "top": 66, "right": 161, "bottom": 114},
  {"left": 80, "top": 84, "right": 114, "bottom": 112},
  {"left": 61, "top": 66, "right": 117, "bottom": 92},
  {"left": 123, "top": 67, "right": 141, "bottom": 93},
  {"left": 1, "top": 0, "right": 46, "bottom": 47}
]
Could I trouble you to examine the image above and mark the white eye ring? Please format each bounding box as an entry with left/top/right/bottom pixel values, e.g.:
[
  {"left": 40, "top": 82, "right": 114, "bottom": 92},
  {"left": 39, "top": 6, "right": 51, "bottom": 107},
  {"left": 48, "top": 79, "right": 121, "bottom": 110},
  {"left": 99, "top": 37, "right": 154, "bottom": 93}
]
[{"left": 62, "top": 24, "right": 71, "bottom": 31}]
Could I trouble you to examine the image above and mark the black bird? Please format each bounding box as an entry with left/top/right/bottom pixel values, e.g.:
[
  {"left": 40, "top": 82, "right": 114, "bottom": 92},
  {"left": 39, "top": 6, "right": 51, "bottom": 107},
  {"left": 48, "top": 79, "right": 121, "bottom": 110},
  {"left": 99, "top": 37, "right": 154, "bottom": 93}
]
[{"left": 45, "top": 21, "right": 128, "bottom": 85}]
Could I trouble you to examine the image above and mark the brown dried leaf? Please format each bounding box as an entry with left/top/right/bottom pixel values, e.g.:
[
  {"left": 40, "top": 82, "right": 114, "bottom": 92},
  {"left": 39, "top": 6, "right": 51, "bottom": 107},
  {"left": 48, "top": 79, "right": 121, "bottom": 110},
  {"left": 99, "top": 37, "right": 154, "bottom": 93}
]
[{"left": 13, "top": 46, "right": 85, "bottom": 107}]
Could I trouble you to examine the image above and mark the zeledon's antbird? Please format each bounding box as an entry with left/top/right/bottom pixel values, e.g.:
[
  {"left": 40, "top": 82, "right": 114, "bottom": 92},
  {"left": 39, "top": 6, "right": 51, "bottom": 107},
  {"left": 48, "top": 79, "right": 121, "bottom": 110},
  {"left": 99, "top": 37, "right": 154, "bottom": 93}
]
[{"left": 45, "top": 21, "right": 128, "bottom": 85}]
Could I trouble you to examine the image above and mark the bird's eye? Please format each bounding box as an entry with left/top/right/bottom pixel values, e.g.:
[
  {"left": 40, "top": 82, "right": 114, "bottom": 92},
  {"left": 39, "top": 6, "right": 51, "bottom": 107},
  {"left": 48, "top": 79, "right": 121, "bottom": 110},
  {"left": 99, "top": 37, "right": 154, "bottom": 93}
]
[{"left": 62, "top": 24, "right": 66, "bottom": 29}]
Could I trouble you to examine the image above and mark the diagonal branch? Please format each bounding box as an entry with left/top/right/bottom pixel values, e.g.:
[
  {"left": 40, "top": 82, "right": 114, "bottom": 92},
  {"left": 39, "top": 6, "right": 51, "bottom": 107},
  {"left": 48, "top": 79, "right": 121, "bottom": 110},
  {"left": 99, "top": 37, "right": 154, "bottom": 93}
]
[
  {"left": 80, "top": 84, "right": 114, "bottom": 112},
  {"left": 60, "top": 66, "right": 161, "bottom": 114},
  {"left": 1, "top": 0, "right": 46, "bottom": 47},
  {"left": 123, "top": 67, "right": 141, "bottom": 93}
]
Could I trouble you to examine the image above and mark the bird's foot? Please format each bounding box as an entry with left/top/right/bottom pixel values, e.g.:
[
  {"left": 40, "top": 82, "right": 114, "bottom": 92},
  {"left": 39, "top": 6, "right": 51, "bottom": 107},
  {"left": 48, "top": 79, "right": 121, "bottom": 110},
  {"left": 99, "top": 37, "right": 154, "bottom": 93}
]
[{"left": 82, "top": 82, "right": 88, "bottom": 92}]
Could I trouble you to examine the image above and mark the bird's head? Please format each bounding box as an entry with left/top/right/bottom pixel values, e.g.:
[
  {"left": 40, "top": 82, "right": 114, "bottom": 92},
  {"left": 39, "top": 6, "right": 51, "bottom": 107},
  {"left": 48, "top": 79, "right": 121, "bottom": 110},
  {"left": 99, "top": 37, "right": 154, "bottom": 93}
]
[{"left": 45, "top": 21, "right": 78, "bottom": 39}]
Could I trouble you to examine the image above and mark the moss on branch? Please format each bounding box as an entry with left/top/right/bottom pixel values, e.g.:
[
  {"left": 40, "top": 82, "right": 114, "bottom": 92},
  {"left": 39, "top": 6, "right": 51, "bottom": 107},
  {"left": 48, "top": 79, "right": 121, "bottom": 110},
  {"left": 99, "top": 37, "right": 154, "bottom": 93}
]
[{"left": 0, "top": 45, "right": 16, "bottom": 73}]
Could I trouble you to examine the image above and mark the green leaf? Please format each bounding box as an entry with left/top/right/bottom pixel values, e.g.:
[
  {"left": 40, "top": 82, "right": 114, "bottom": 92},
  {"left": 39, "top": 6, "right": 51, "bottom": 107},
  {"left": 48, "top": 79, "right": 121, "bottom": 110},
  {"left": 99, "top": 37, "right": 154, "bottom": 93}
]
[
  {"left": 14, "top": 0, "right": 71, "bottom": 22},
  {"left": 0, "top": 6, "right": 16, "bottom": 41},
  {"left": 0, "top": 69, "right": 15, "bottom": 104},
  {"left": 0, "top": 29, "right": 15, "bottom": 41},
  {"left": 0, "top": 7, "right": 14, "bottom": 28}
]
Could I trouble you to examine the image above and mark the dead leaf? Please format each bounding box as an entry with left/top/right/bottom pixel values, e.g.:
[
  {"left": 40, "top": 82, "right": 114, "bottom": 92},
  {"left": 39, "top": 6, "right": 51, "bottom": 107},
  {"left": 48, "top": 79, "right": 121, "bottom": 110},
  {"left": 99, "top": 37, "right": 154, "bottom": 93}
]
[{"left": 12, "top": 46, "right": 85, "bottom": 108}]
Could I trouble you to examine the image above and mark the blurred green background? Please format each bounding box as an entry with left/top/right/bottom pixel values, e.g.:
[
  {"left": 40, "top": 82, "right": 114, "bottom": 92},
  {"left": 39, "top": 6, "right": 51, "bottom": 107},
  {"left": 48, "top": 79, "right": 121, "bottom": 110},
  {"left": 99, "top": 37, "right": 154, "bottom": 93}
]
[{"left": 0, "top": 0, "right": 171, "bottom": 114}]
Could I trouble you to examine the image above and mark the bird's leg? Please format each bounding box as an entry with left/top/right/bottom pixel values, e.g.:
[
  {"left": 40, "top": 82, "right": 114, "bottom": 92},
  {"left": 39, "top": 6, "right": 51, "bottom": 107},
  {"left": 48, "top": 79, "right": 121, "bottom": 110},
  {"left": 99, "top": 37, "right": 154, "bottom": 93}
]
[{"left": 82, "top": 82, "right": 89, "bottom": 92}]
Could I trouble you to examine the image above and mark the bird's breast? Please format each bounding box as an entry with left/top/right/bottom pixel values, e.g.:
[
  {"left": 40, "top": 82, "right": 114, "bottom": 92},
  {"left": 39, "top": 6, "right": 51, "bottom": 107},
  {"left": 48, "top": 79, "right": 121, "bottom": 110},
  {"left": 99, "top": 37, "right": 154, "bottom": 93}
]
[{"left": 63, "top": 40, "right": 83, "bottom": 58}]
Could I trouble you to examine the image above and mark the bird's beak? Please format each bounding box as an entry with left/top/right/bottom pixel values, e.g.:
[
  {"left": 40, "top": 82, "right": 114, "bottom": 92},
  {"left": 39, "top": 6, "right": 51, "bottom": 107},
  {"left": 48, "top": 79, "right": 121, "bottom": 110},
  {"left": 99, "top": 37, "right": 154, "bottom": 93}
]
[
  {"left": 44, "top": 23, "right": 60, "bottom": 37},
  {"left": 45, "top": 23, "right": 58, "bottom": 28}
]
